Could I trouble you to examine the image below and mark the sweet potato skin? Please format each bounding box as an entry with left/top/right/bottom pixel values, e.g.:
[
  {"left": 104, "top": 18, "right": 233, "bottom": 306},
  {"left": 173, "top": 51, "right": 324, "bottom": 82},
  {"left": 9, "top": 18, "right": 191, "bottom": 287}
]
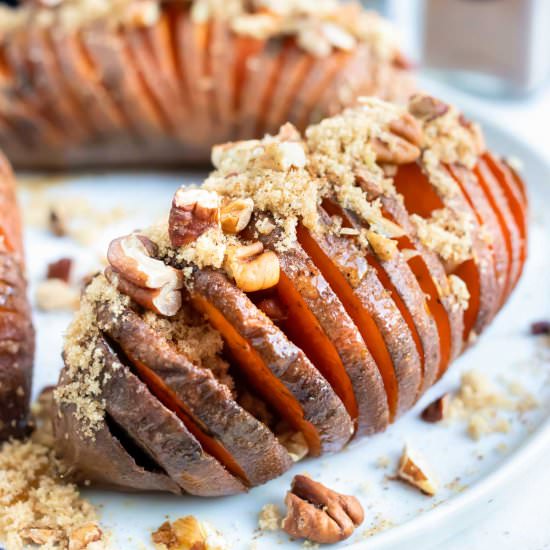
[
  {"left": 0, "top": 154, "right": 34, "bottom": 441},
  {"left": 257, "top": 224, "right": 389, "bottom": 437},
  {"left": 99, "top": 338, "right": 246, "bottom": 496},
  {"left": 192, "top": 269, "right": 354, "bottom": 454},
  {"left": 97, "top": 302, "right": 292, "bottom": 486}
]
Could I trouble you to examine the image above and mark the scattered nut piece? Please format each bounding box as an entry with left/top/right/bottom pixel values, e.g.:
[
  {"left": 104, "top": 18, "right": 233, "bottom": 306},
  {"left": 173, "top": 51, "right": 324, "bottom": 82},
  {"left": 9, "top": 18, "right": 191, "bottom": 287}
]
[
  {"left": 152, "top": 516, "right": 226, "bottom": 550},
  {"left": 107, "top": 234, "right": 183, "bottom": 316},
  {"left": 48, "top": 207, "right": 68, "bottom": 237},
  {"left": 220, "top": 197, "right": 254, "bottom": 234},
  {"left": 35, "top": 279, "right": 80, "bottom": 311},
  {"left": 409, "top": 94, "right": 449, "bottom": 121},
  {"left": 258, "top": 503, "right": 283, "bottom": 532},
  {"left": 396, "top": 445, "right": 438, "bottom": 496},
  {"left": 372, "top": 136, "right": 421, "bottom": 165},
  {"left": 47, "top": 257, "right": 73, "bottom": 283},
  {"left": 169, "top": 187, "right": 221, "bottom": 246},
  {"left": 421, "top": 394, "right": 450, "bottom": 423},
  {"left": 366, "top": 230, "right": 398, "bottom": 261},
  {"left": 530, "top": 320, "right": 550, "bottom": 336},
  {"left": 68, "top": 522, "right": 103, "bottom": 550},
  {"left": 282, "top": 475, "right": 364, "bottom": 544},
  {"left": 225, "top": 242, "right": 280, "bottom": 293}
]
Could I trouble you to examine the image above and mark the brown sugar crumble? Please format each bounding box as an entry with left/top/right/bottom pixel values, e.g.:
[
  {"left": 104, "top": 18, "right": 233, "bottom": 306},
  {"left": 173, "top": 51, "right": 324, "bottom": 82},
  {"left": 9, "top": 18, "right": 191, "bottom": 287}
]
[{"left": 0, "top": 391, "right": 105, "bottom": 550}]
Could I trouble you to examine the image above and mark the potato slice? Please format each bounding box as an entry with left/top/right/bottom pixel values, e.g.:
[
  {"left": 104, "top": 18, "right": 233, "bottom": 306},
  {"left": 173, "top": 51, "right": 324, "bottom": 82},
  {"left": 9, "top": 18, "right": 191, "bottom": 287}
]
[
  {"left": 394, "top": 162, "right": 498, "bottom": 342},
  {"left": 260, "top": 235, "right": 390, "bottom": 436},
  {"left": 297, "top": 212, "right": 422, "bottom": 420},
  {"left": 99, "top": 338, "right": 246, "bottom": 496},
  {"left": 97, "top": 302, "right": 292, "bottom": 486},
  {"left": 191, "top": 269, "right": 354, "bottom": 455}
]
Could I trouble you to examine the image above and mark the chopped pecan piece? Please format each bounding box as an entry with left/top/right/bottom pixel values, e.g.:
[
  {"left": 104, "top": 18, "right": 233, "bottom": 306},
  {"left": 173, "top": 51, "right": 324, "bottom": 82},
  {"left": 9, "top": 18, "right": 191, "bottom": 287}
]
[
  {"left": 47, "top": 257, "right": 73, "bottom": 283},
  {"left": 396, "top": 446, "right": 438, "bottom": 496},
  {"left": 421, "top": 393, "right": 450, "bottom": 423},
  {"left": 220, "top": 197, "right": 254, "bottom": 234},
  {"left": 169, "top": 188, "right": 220, "bottom": 246},
  {"left": 224, "top": 242, "right": 280, "bottom": 293},
  {"left": 68, "top": 522, "right": 102, "bottom": 550},
  {"left": 389, "top": 113, "right": 423, "bottom": 147},
  {"left": 49, "top": 207, "right": 68, "bottom": 237},
  {"left": 282, "top": 475, "right": 364, "bottom": 544},
  {"left": 372, "top": 136, "right": 420, "bottom": 165}
]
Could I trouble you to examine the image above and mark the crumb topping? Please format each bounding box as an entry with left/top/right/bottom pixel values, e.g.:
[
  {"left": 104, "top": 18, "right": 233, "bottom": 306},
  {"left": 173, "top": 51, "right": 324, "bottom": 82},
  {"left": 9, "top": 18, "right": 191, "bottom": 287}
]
[
  {"left": 258, "top": 504, "right": 282, "bottom": 532},
  {"left": 55, "top": 275, "right": 129, "bottom": 438},
  {"left": 0, "top": 392, "right": 104, "bottom": 550}
]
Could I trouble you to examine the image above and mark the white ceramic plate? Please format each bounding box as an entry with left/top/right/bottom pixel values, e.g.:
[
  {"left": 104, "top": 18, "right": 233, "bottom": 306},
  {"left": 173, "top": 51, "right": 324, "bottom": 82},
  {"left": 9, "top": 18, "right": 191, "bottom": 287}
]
[{"left": 20, "top": 97, "right": 550, "bottom": 550}]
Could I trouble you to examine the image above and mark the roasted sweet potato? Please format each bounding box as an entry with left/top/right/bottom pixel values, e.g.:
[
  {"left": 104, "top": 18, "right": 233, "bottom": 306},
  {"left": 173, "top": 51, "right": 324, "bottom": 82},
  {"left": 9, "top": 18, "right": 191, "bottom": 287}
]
[
  {"left": 297, "top": 211, "right": 422, "bottom": 420},
  {"left": 394, "top": 162, "right": 498, "bottom": 341},
  {"left": 0, "top": 1, "right": 413, "bottom": 168},
  {"left": 191, "top": 269, "right": 354, "bottom": 455},
  {"left": 97, "top": 302, "right": 292, "bottom": 486},
  {"left": 0, "top": 154, "right": 34, "bottom": 441},
  {"left": 256, "top": 224, "right": 389, "bottom": 436},
  {"left": 98, "top": 337, "right": 246, "bottom": 496}
]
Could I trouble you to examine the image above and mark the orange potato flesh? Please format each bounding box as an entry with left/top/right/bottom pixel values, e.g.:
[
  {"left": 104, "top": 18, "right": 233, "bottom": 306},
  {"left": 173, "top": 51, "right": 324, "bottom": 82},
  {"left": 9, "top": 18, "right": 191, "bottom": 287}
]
[
  {"left": 473, "top": 160, "right": 523, "bottom": 294},
  {"left": 118, "top": 352, "right": 249, "bottom": 485},
  {"left": 393, "top": 162, "right": 487, "bottom": 341},
  {"left": 191, "top": 294, "right": 321, "bottom": 456},
  {"left": 297, "top": 223, "right": 399, "bottom": 420},
  {"left": 482, "top": 153, "right": 528, "bottom": 288},
  {"left": 322, "top": 199, "right": 437, "bottom": 391},
  {"left": 447, "top": 163, "right": 510, "bottom": 307},
  {"left": 274, "top": 272, "right": 360, "bottom": 426}
]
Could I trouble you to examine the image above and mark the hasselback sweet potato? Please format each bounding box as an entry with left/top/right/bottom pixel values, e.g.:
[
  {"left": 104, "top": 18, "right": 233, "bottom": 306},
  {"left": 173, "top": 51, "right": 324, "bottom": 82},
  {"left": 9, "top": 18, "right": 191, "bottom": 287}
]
[
  {"left": 0, "top": 0, "right": 413, "bottom": 168},
  {"left": 54, "top": 94, "right": 528, "bottom": 496},
  {"left": 0, "top": 153, "right": 34, "bottom": 441}
]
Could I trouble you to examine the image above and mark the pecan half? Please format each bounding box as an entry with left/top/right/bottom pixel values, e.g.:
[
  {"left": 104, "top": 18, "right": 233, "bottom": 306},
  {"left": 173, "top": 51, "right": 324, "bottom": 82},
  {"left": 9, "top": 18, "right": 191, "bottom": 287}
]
[
  {"left": 169, "top": 187, "right": 220, "bottom": 246},
  {"left": 107, "top": 234, "right": 183, "bottom": 316},
  {"left": 224, "top": 242, "right": 280, "bottom": 293},
  {"left": 282, "top": 475, "right": 364, "bottom": 544},
  {"left": 389, "top": 112, "right": 423, "bottom": 148}
]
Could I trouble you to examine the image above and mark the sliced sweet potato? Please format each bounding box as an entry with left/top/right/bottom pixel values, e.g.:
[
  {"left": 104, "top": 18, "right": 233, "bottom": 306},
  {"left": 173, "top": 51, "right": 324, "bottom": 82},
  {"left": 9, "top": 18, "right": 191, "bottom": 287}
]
[
  {"left": 256, "top": 229, "right": 389, "bottom": 436},
  {"left": 325, "top": 201, "right": 441, "bottom": 392},
  {"left": 99, "top": 338, "right": 246, "bottom": 496},
  {"left": 81, "top": 24, "right": 165, "bottom": 141},
  {"left": 49, "top": 27, "right": 126, "bottom": 138},
  {"left": 97, "top": 302, "right": 292, "bottom": 486},
  {"left": 0, "top": 157, "right": 34, "bottom": 442},
  {"left": 297, "top": 213, "right": 422, "bottom": 420},
  {"left": 237, "top": 37, "right": 288, "bottom": 139},
  {"left": 125, "top": 21, "right": 183, "bottom": 137},
  {"left": 394, "top": 162, "right": 498, "bottom": 341},
  {"left": 54, "top": 385, "right": 180, "bottom": 493},
  {"left": 262, "top": 45, "right": 315, "bottom": 136},
  {"left": 176, "top": 14, "right": 212, "bottom": 144},
  {"left": 473, "top": 159, "right": 523, "bottom": 296},
  {"left": 447, "top": 163, "right": 509, "bottom": 307},
  {"left": 191, "top": 269, "right": 354, "bottom": 455},
  {"left": 378, "top": 195, "right": 464, "bottom": 372},
  {"left": 289, "top": 49, "right": 354, "bottom": 130},
  {"left": 482, "top": 152, "right": 528, "bottom": 289}
]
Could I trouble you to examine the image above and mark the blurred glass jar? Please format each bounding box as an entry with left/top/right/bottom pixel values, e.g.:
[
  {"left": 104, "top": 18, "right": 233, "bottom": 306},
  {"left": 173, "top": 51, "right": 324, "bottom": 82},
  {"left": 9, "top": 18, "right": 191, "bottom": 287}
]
[{"left": 382, "top": 0, "right": 550, "bottom": 96}]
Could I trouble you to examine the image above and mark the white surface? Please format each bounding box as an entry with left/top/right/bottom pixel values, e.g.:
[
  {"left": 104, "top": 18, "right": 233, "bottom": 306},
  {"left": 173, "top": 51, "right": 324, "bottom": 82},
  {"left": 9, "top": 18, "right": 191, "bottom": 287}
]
[{"left": 16, "top": 83, "right": 550, "bottom": 549}]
